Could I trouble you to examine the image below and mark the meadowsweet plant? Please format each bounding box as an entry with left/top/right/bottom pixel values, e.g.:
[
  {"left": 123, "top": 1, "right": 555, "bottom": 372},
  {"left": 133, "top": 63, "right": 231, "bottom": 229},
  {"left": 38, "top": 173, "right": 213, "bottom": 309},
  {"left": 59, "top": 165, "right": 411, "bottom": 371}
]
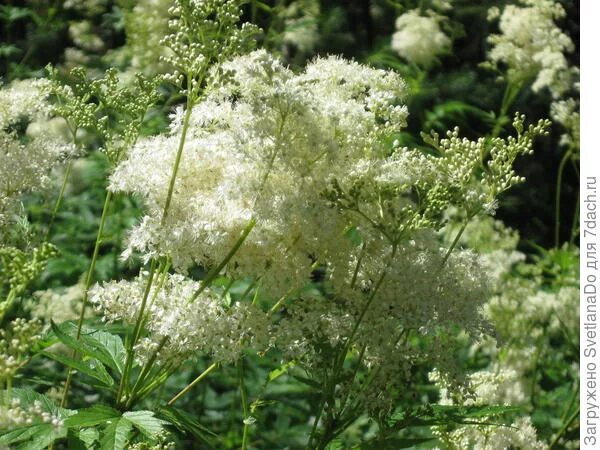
[
  {"left": 101, "top": 43, "right": 547, "bottom": 446},
  {"left": 0, "top": 1, "right": 579, "bottom": 449}
]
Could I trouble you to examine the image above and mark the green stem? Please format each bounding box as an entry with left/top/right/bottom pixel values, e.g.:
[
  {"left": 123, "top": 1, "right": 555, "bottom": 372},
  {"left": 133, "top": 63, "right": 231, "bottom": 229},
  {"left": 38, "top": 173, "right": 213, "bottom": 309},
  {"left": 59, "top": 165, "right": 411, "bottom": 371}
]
[
  {"left": 570, "top": 191, "right": 580, "bottom": 245},
  {"left": 161, "top": 89, "right": 193, "bottom": 224},
  {"left": 441, "top": 218, "right": 470, "bottom": 268},
  {"left": 167, "top": 362, "right": 218, "bottom": 406},
  {"left": 555, "top": 149, "right": 573, "bottom": 247},
  {"left": 189, "top": 219, "right": 256, "bottom": 303},
  {"left": 125, "top": 336, "right": 170, "bottom": 410},
  {"left": 60, "top": 189, "right": 113, "bottom": 408},
  {"left": 44, "top": 160, "right": 73, "bottom": 242},
  {"left": 117, "top": 260, "right": 157, "bottom": 407},
  {"left": 491, "top": 81, "right": 521, "bottom": 138},
  {"left": 308, "top": 246, "right": 397, "bottom": 449},
  {"left": 549, "top": 405, "right": 579, "bottom": 449},
  {"left": 238, "top": 359, "right": 250, "bottom": 450},
  {"left": 0, "top": 288, "right": 17, "bottom": 324},
  {"left": 350, "top": 242, "right": 366, "bottom": 289},
  {"left": 127, "top": 362, "right": 175, "bottom": 408},
  {"left": 5, "top": 377, "right": 12, "bottom": 408}
]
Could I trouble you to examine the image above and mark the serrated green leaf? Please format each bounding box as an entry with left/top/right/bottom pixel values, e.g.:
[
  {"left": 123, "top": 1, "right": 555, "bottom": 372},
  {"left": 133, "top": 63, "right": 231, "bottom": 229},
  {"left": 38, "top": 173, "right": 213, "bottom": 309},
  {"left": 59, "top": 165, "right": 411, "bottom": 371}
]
[
  {"left": 65, "top": 405, "right": 121, "bottom": 428},
  {"left": 122, "top": 411, "right": 168, "bottom": 437},
  {"left": 100, "top": 418, "right": 132, "bottom": 450},
  {"left": 42, "top": 350, "right": 114, "bottom": 387},
  {"left": 81, "top": 330, "right": 127, "bottom": 375},
  {"left": 0, "top": 419, "right": 67, "bottom": 450},
  {"left": 14, "top": 424, "right": 66, "bottom": 450},
  {"left": 0, "top": 425, "right": 48, "bottom": 446},
  {"left": 67, "top": 427, "right": 100, "bottom": 450},
  {"left": 157, "top": 405, "right": 217, "bottom": 446},
  {"left": 50, "top": 321, "right": 126, "bottom": 374}
]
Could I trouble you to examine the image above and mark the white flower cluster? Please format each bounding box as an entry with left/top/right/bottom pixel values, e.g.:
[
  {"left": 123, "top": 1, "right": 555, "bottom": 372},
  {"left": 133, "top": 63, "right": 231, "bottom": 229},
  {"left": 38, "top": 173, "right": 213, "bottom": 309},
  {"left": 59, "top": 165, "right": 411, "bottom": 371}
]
[
  {"left": 391, "top": 10, "right": 450, "bottom": 67},
  {"left": 111, "top": 51, "right": 408, "bottom": 297},
  {"left": 274, "top": 232, "right": 491, "bottom": 412},
  {"left": 487, "top": 0, "right": 576, "bottom": 98},
  {"left": 436, "top": 416, "right": 547, "bottom": 450},
  {"left": 0, "top": 398, "right": 63, "bottom": 430},
  {"left": 433, "top": 367, "right": 526, "bottom": 407},
  {"left": 120, "top": 0, "right": 174, "bottom": 76},
  {"left": 442, "top": 214, "right": 525, "bottom": 288},
  {"left": 63, "top": 0, "right": 108, "bottom": 16},
  {"left": 551, "top": 97, "right": 580, "bottom": 149},
  {"left": 484, "top": 281, "right": 579, "bottom": 383},
  {"left": 89, "top": 273, "right": 270, "bottom": 365},
  {"left": 443, "top": 215, "right": 579, "bottom": 402},
  {"left": 29, "top": 284, "right": 84, "bottom": 325},
  {"left": 0, "top": 79, "right": 51, "bottom": 130},
  {"left": 0, "top": 79, "right": 76, "bottom": 231},
  {"left": 69, "top": 21, "right": 104, "bottom": 53},
  {"left": 432, "top": 368, "right": 546, "bottom": 450}
]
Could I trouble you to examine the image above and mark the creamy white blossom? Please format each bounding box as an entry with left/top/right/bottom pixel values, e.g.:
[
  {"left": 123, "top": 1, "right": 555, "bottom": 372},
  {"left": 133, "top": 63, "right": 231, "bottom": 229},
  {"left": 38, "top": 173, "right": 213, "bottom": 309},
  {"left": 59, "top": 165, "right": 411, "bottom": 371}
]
[
  {"left": 551, "top": 97, "right": 580, "bottom": 149},
  {"left": 391, "top": 10, "right": 450, "bottom": 67},
  {"left": 89, "top": 273, "right": 270, "bottom": 364},
  {"left": 109, "top": 50, "right": 546, "bottom": 418},
  {"left": 0, "top": 79, "right": 77, "bottom": 231},
  {"left": 111, "top": 51, "right": 408, "bottom": 296},
  {"left": 487, "top": 0, "right": 576, "bottom": 98},
  {"left": 436, "top": 416, "right": 547, "bottom": 450}
]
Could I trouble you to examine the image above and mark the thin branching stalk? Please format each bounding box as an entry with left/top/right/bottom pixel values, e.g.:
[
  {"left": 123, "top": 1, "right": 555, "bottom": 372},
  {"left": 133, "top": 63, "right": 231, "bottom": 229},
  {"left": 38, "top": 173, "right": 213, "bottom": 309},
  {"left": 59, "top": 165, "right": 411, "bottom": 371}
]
[
  {"left": 491, "top": 81, "right": 522, "bottom": 138},
  {"left": 549, "top": 405, "right": 579, "bottom": 449},
  {"left": 125, "top": 337, "right": 171, "bottom": 410},
  {"left": 167, "top": 362, "right": 218, "bottom": 406},
  {"left": 161, "top": 90, "right": 193, "bottom": 224},
  {"left": 44, "top": 160, "right": 73, "bottom": 242},
  {"left": 570, "top": 191, "right": 580, "bottom": 245},
  {"left": 307, "top": 245, "right": 397, "bottom": 449},
  {"left": 189, "top": 219, "right": 257, "bottom": 303},
  {"left": 60, "top": 189, "right": 113, "bottom": 408},
  {"left": 117, "top": 260, "right": 158, "bottom": 407},
  {"left": 554, "top": 148, "right": 573, "bottom": 247},
  {"left": 238, "top": 359, "right": 251, "bottom": 450},
  {"left": 441, "top": 217, "right": 470, "bottom": 268}
]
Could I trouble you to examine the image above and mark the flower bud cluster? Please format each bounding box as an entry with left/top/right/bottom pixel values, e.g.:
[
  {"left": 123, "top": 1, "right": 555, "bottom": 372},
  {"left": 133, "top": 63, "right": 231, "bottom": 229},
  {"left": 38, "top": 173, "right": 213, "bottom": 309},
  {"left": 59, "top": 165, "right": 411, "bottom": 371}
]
[
  {"left": 0, "top": 318, "right": 43, "bottom": 379},
  {"left": 161, "top": 0, "right": 260, "bottom": 98},
  {"left": 0, "top": 398, "right": 64, "bottom": 430},
  {"left": 0, "top": 243, "right": 58, "bottom": 297},
  {"left": 50, "top": 67, "right": 162, "bottom": 164}
]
